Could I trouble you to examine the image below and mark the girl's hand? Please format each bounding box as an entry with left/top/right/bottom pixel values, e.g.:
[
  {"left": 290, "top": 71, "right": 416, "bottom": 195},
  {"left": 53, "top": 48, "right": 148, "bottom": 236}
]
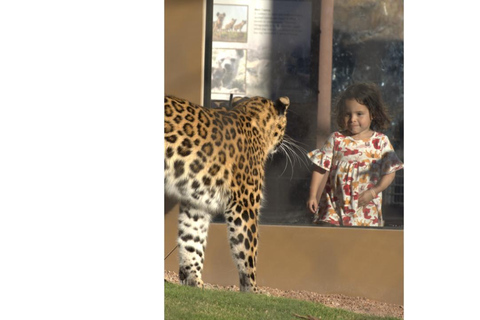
[
  {"left": 306, "top": 197, "right": 318, "bottom": 214},
  {"left": 358, "top": 189, "right": 376, "bottom": 207}
]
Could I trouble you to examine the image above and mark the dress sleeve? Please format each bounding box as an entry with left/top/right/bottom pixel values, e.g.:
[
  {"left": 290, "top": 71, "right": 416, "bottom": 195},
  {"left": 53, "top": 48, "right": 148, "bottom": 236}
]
[
  {"left": 307, "top": 133, "right": 335, "bottom": 171},
  {"left": 378, "top": 135, "right": 404, "bottom": 175}
]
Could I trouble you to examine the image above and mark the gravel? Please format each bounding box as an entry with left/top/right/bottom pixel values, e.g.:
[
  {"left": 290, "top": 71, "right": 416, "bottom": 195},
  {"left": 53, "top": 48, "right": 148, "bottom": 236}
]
[{"left": 164, "top": 270, "right": 404, "bottom": 319}]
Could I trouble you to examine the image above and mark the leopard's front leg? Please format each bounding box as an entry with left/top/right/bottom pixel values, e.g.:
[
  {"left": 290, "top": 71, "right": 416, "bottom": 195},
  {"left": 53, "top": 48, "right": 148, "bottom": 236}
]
[
  {"left": 225, "top": 199, "right": 260, "bottom": 293},
  {"left": 177, "top": 202, "right": 210, "bottom": 288}
]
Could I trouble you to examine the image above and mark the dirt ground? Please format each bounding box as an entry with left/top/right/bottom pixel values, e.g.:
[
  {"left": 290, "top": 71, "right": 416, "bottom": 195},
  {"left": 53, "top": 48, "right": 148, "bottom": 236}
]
[{"left": 164, "top": 270, "right": 404, "bottom": 319}]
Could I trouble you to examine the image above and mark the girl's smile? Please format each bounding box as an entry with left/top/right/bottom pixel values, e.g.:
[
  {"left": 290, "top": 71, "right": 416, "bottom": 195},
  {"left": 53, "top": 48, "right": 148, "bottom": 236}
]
[{"left": 343, "top": 99, "right": 373, "bottom": 139}]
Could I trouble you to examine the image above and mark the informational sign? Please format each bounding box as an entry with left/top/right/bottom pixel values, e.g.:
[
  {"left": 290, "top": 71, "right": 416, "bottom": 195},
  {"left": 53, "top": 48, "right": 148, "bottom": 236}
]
[{"left": 211, "top": 0, "right": 312, "bottom": 101}]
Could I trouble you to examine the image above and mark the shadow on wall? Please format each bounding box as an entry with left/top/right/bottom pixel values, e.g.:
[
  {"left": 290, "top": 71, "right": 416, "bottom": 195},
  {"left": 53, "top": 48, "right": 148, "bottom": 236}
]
[{"left": 165, "top": 194, "right": 178, "bottom": 215}]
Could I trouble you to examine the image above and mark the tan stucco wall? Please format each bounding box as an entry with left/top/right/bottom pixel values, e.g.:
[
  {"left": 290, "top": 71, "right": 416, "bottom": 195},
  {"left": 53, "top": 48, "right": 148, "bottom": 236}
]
[
  {"left": 164, "top": 0, "right": 403, "bottom": 306},
  {"left": 165, "top": 208, "right": 403, "bottom": 305},
  {"left": 164, "top": 0, "right": 205, "bottom": 104}
]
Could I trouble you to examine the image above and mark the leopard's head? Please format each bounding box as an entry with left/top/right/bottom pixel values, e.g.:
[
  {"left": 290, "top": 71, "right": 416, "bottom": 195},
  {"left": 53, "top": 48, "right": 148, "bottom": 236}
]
[{"left": 233, "top": 96, "right": 290, "bottom": 156}]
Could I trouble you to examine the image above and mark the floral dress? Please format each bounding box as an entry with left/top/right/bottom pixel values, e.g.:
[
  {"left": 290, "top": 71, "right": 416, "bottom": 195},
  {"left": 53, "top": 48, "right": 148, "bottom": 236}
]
[{"left": 308, "top": 131, "right": 404, "bottom": 227}]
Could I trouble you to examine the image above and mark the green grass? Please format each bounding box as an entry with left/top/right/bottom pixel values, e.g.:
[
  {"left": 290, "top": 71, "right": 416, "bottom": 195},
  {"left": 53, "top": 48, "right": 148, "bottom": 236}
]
[{"left": 164, "top": 282, "right": 400, "bottom": 320}]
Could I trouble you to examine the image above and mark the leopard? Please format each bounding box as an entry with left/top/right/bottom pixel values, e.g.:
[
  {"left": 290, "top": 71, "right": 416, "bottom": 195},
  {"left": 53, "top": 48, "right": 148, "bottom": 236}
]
[{"left": 164, "top": 95, "right": 290, "bottom": 292}]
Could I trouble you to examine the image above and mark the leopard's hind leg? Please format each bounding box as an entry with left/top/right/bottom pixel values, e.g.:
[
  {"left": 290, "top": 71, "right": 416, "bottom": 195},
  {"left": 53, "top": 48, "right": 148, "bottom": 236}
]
[{"left": 177, "top": 202, "right": 210, "bottom": 288}]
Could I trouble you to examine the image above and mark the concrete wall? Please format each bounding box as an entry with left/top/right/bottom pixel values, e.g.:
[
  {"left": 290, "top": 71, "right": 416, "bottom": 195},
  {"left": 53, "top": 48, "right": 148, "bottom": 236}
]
[{"left": 164, "top": 0, "right": 404, "bottom": 306}]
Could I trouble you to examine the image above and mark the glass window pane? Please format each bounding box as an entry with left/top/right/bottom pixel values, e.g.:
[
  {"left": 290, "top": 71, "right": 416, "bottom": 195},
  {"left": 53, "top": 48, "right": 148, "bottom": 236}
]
[{"left": 205, "top": 0, "right": 404, "bottom": 228}]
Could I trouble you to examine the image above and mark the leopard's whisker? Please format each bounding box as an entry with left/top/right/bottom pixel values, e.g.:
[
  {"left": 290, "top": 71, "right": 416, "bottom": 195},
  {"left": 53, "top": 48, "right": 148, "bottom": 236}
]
[
  {"left": 292, "top": 145, "right": 310, "bottom": 170},
  {"left": 284, "top": 144, "right": 296, "bottom": 180},
  {"left": 289, "top": 139, "right": 310, "bottom": 169},
  {"left": 285, "top": 141, "right": 298, "bottom": 168},
  {"left": 278, "top": 144, "right": 292, "bottom": 178},
  {"left": 280, "top": 142, "right": 296, "bottom": 180},
  {"left": 282, "top": 135, "right": 311, "bottom": 171}
]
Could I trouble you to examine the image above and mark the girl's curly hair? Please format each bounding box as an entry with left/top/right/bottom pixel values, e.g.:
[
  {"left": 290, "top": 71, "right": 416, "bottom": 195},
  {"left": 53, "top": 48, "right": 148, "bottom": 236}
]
[{"left": 333, "top": 82, "right": 391, "bottom": 131}]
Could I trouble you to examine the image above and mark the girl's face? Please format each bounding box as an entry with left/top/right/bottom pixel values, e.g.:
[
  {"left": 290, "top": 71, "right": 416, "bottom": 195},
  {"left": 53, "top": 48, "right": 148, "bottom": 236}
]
[{"left": 343, "top": 99, "right": 372, "bottom": 138}]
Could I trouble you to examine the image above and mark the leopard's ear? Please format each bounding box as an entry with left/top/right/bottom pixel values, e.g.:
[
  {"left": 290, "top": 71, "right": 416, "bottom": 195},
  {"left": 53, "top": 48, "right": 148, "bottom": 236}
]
[{"left": 274, "top": 96, "right": 290, "bottom": 116}]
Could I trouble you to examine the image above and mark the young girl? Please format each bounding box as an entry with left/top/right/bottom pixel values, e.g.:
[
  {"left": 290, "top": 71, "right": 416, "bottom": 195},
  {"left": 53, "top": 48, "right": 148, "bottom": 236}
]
[{"left": 307, "top": 83, "right": 403, "bottom": 227}]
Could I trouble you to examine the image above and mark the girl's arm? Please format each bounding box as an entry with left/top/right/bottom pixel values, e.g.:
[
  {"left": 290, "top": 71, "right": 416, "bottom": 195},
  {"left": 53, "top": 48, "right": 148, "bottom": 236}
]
[
  {"left": 307, "top": 166, "right": 327, "bottom": 214},
  {"left": 372, "top": 172, "right": 396, "bottom": 195},
  {"left": 358, "top": 171, "right": 396, "bottom": 207}
]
